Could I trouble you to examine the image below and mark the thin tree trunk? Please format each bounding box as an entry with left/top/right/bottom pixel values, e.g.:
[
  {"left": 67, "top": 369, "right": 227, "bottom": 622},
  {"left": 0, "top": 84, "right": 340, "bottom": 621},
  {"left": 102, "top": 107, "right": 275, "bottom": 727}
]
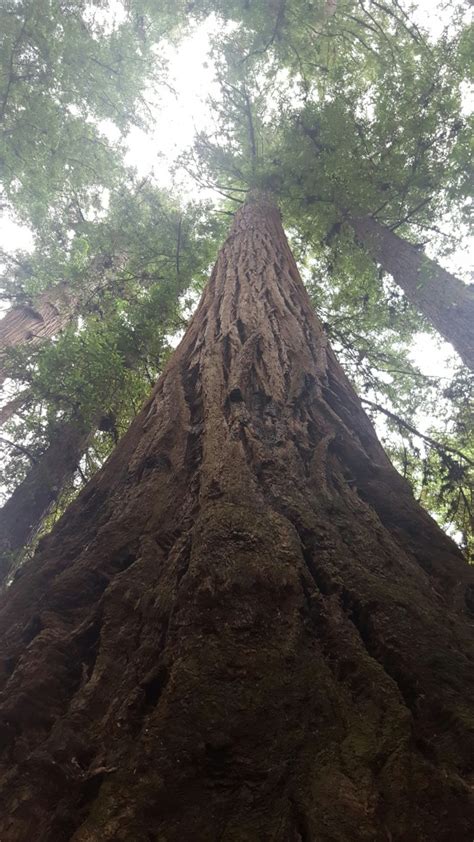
[
  {"left": 0, "top": 417, "right": 92, "bottom": 585},
  {"left": 0, "top": 389, "right": 30, "bottom": 426},
  {"left": 349, "top": 214, "right": 474, "bottom": 371},
  {"left": 0, "top": 194, "right": 472, "bottom": 841}
]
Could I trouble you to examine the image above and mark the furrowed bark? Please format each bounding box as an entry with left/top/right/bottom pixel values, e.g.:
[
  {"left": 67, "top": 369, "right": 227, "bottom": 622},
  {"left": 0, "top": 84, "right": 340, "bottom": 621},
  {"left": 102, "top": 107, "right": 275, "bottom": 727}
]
[
  {"left": 0, "top": 254, "right": 126, "bottom": 386},
  {"left": 0, "top": 417, "right": 92, "bottom": 585},
  {"left": 0, "top": 283, "right": 78, "bottom": 385},
  {"left": 350, "top": 214, "right": 474, "bottom": 371},
  {"left": 0, "top": 193, "right": 473, "bottom": 841}
]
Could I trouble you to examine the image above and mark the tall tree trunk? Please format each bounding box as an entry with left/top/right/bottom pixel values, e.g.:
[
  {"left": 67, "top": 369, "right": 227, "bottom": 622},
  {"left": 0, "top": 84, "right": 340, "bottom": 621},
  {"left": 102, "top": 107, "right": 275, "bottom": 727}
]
[
  {"left": 0, "top": 254, "right": 126, "bottom": 385},
  {"left": 0, "top": 417, "right": 91, "bottom": 585},
  {"left": 0, "top": 282, "right": 78, "bottom": 385},
  {"left": 349, "top": 214, "right": 474, "bottom": 371},
  {"left": 0, "top": 194, "right": 473, "bottom": 841}
]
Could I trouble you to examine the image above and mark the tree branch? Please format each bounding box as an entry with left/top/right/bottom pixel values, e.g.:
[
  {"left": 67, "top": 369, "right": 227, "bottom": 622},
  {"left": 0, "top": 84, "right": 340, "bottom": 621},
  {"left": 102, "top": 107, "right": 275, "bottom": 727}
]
[
  {"left": 0, "top": 434, "right": 37, "bottom": 463},
  {"left": 0, "top": 390, "right": 30, "bottom": 426},
  {"left": 361, "top": 398, "right": 474, "bottom": 467}
]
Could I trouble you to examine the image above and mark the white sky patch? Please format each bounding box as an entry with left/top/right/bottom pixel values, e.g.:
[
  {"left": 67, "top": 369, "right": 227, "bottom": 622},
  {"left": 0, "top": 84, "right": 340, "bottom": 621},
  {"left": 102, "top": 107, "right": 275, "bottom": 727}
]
[
  {"left": 409, "top": 0, "right": 472, "bottom": 40},
  {"left": 124, "top": 18, "right": 221, "bottom": 192},
  {"left": 83, "top": 0, "right": 127, "bottom": 35},
  {"left": 410, "top": 332, "right": 457, "bottom": 381},
  {"left": 424, "top": 224, "right": 473, "bottom": 282},
  {"left": 0, "top": 1, "right": 471, "bottom": 368},
  {"left": 0, "top": 218, "right": 34, "bottom": 254},
  {"left": 97, "top": 119, "right": 122, "bottom": 145},
  {"left": 460, "top": 81, "right": 474, "bottom": 118}
]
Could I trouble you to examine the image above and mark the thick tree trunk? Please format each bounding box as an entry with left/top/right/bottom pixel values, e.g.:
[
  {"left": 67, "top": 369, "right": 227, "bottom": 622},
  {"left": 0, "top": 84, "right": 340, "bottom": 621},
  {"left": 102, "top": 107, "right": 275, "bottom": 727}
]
[
  {"left": 0, "top": 417, "right": 91, "bottom": 585},
  {"left": 349, "top": 214, "right": 474, "bottom": 371},
  {"left": 0, "top": 194, "right": 473, "bottom": 841},
  {"left": 0, "top": 254, "right": 126, "bottom": 385}
]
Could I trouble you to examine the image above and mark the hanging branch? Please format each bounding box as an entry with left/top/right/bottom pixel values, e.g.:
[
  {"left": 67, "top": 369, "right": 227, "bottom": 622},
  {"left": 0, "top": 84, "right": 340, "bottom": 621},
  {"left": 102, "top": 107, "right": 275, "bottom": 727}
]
[
  {"left": 0, "top": 13, "right": 30, "bottom": 122},
  {"left": 388, "top": 197, "right": 432, "bottom": 231},
  {"left": 76, "top": 463, "right": 88, "bottom": 486},
  {"left": 361, "top": 398, "right": 474, "bottom": 467},
  {"left": 176, "top": 216, "right": 182, "bottom": 279},
  {"left": 0, "top": 435, "right": 37, "bottom": 464},
  {"left": 0, "top": 390, "right": 31, "bottom": 426},
  {"left": 242, "top": 86, "right": 257, "bottom": 172},
  {"left": 368, "top": 0, "right": 425, "bottom": 46},
  {"left": 240, "top": 0, "right": 286, "bottom": 63}
]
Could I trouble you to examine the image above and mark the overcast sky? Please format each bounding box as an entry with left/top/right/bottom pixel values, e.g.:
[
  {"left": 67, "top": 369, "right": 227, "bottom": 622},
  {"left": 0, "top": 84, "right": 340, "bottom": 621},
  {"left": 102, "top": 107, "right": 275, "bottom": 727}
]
[{"left": 0, "top": 0, "right": 471, "bottom": 384}]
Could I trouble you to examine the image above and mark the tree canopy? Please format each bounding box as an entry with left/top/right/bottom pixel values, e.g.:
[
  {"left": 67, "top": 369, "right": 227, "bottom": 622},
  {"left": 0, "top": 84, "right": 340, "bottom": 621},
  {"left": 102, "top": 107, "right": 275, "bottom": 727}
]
[{"left": 0, "top": 0, "right": 472, "bottom": 569}]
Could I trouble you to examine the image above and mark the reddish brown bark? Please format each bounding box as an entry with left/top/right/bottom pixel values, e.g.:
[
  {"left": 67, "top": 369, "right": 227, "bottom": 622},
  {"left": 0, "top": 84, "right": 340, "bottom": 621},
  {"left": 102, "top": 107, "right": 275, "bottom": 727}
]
[
  {"left": 0, "top": 283, "right": 78, "bottom": 385},
  {"left": 0, "top": 254, "right": 126, "bottom": 385},
  {"left": 0, "top": 418, "right": 91, "bottom": 584},
  {"left": 350, "top": 215, "right": 474, "bottom": 371},
  {"left": 0, "top": 194, "right": 473, "bottom": 841}
]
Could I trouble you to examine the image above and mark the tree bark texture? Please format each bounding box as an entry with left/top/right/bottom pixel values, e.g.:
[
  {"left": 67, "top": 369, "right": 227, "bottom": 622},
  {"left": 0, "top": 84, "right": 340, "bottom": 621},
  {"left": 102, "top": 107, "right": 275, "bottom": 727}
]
[
  {"left": 0, "top": 282, "right": 78, "bottom": 385},
  {"left": 349, "top": 215, "right": 474, "bottom": 371},
  {"left": 0, "top": 253, "right": 127, "bottom": 385},
  {"left": 0, "top": 194, "right": 473, "bottom": 841},
  {"left": 0, "top": 418, "right": 91, "bottom": 584}
]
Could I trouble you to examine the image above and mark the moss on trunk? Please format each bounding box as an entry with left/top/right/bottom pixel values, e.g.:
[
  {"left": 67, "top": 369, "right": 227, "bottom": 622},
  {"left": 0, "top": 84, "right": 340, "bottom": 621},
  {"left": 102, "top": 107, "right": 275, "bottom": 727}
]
[{"left": 0, "top": 194, "right": 472, "bottom": 841}]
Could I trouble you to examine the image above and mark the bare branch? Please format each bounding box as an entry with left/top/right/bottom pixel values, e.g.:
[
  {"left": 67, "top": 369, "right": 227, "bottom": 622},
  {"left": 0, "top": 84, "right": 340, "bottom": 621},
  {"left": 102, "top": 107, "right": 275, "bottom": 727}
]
[{"left": 361, "top": 398, "right": 474, "bottom": 467}]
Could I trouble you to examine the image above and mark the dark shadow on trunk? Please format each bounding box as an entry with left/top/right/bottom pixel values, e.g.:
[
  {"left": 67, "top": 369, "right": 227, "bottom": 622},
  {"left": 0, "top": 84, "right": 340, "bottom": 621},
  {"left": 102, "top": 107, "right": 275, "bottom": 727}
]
[{"left": 0, "top": 194, "right": 472, "bottom": 841}]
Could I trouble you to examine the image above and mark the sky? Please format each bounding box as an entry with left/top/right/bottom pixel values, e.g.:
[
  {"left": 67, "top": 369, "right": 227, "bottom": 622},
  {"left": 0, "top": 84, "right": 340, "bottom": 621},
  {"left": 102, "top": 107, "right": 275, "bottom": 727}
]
[
  {"left": 0, "top": 1, "right": 471, "bottom": 383},
  {"left": 1, "top": 1, "right": 470, "bottom": 381},
  {"left": 1, "top": 2, "right": 470, "bottom": 250},
  {"left": 0, "top": 0, "right": 471, "bottom": 541}
]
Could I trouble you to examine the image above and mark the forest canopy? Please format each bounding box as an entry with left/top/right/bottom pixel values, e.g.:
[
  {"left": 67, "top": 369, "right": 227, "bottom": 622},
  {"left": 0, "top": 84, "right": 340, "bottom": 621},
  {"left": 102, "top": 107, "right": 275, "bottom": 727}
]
[
  {"left": 0, "top": 0, "right": 472, "bottom": 577},
  {"left": 1, "top": 4, "right": 474, "bottom": 839}
]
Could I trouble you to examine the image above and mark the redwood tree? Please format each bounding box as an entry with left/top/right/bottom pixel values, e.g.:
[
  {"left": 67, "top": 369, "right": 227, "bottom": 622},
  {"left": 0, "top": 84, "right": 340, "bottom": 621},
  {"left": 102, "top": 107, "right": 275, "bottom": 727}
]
[
  {"left": 0, "top": 415, "right": 92, "bottom": 585},
  {"left": 0, "top": 253, "right": 125, "bottom": 387},
  {"left": 0, "top": 194, "right": 472, "bottom": 841},
  {"left": 349, "top": 215, "right": 474, "bottom": 372},
  {"left": 0, "top": 283, "right": 79, "bottom": 386}
]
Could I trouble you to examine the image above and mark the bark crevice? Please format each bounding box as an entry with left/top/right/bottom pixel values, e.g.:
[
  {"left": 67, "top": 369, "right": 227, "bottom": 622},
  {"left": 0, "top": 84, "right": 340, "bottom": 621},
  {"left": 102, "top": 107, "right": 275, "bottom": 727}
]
[{"left": 0, "top": 194, "right": 472, "bottom": 841}]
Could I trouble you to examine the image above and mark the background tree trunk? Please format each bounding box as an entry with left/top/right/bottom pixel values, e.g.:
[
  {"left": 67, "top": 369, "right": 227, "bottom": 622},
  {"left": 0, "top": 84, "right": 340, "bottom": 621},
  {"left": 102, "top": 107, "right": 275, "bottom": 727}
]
[
  {"left": 0, "top": 417, "right": 92, "bottom": 585},
  {"left": 0, "top": 283, "right": 78, "bottom": 385},
  {"left": 349, "top": 215, "right": 474, "bottom": 371},
  {"left": 0, "top": 390, "right": 30, "bottom": 426},
  {"left": 0, "top": 194, "right": 472, "bottom": 841},
  {"left": 0, "top": 253, "right": 126, "bottom": 385}
]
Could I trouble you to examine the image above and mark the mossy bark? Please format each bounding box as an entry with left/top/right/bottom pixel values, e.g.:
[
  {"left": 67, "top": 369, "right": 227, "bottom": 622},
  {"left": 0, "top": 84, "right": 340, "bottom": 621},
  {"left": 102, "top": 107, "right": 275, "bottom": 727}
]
[
  {"left": 350, "top": 214, "right": 474, "bottom": 371},
  {"left": 0, "top": 194, "right": 473, "bottom": 841}
]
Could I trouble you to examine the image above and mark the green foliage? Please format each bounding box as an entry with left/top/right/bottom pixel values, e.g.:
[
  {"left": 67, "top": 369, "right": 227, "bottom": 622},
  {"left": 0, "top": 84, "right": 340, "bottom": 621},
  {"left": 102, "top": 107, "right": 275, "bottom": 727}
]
[
  {"left": 0, "top": 0, "right": 178, "bottom": 224},
  {"left": 177, "top": 1, "right": 472, "bottom": 553},
  {"left": 0, "top": 179, "right": 222, "bottom": 514},
  {"left": 382, "top": 368, "right": 473, "bottom": 561},
  {"left": 0, "top": 0, "right": 472, "bottom": 559}
]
